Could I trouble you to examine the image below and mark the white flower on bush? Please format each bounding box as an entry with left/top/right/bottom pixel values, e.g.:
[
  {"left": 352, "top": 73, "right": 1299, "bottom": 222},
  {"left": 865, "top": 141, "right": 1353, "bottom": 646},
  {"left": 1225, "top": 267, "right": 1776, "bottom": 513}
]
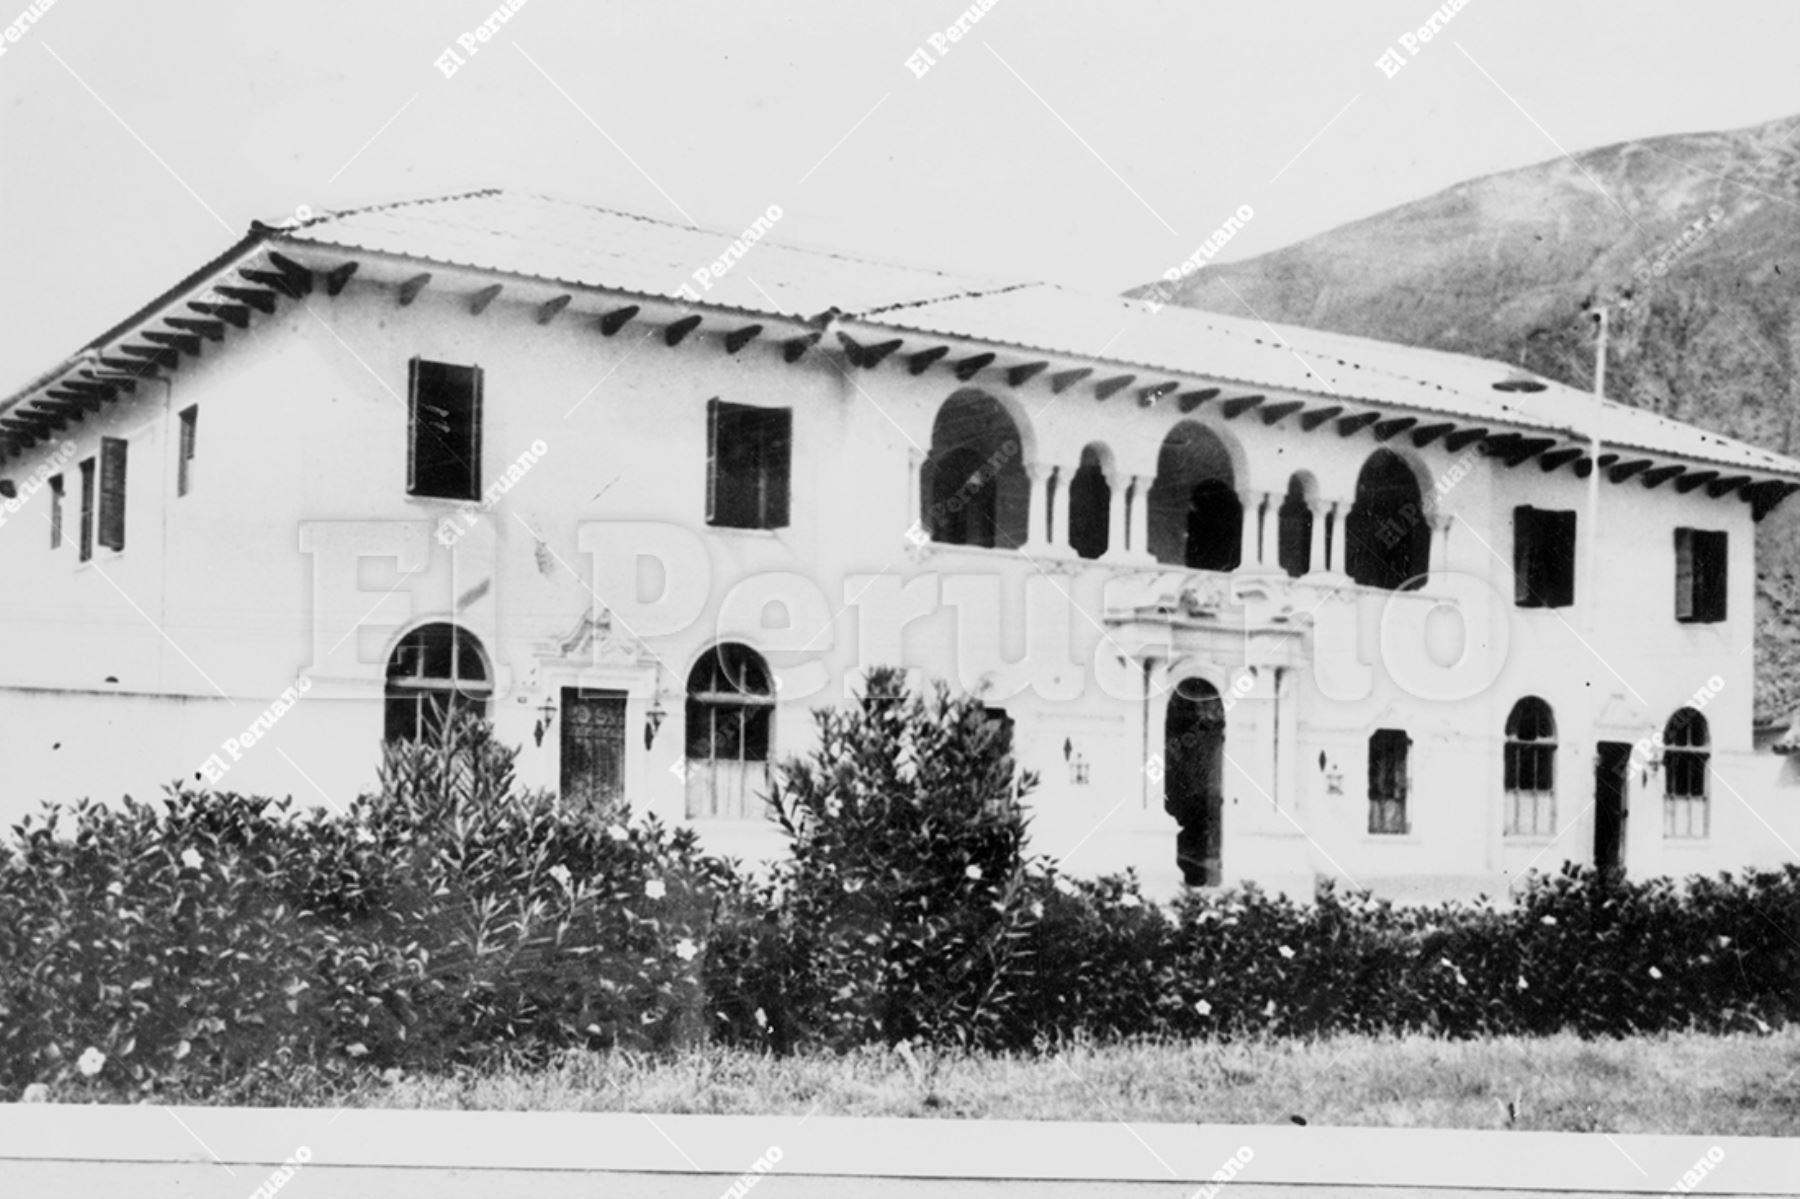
[
  {"left": 964, "top": 865, "right": 982, "bottom": 881},
  {"left": 1540, "top": 915, "right": 1557, "bottom": 926},
  {"left": 179, "top": 848, "right": 203, "bottom": 871},
  {"left": 1195, "top": 998, "right": 1212, "bottom": 1016},
  {"left": 1517, "top": 975, "right": 1529, "bottom": 991},
  {"left": 105, "top": 881, "right": 124, "bottom": 898},
  {"left": 843, "top": 877, "right": 864, "bottom": 894},
  {"left": 645, "top": 879, "right": 667, "bottom": 900},
  {"left": 548, "top": 864, "right": 572, "bottom": 890},
  {"left": 76, "top": 1047, "right": 105, "bottom": 1077},
  {"left": 1648, "top": 965, "right": 1664, "bottom": 980},
  {"left": 674, "top": 938, "right": 699, "bottom": 962},
  {"left": 1278, "top": 945, "right": 1296, "bottom": 960},
  {"left": 606, "top": 824, "right": 630, "bottom": 842}
]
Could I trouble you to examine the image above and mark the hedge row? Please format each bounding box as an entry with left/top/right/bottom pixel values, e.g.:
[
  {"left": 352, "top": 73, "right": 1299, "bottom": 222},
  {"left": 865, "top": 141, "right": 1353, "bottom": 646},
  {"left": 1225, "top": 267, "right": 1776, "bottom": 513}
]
[{"left": 2, "top": 671, "right": 1796, "bottom": 1097}]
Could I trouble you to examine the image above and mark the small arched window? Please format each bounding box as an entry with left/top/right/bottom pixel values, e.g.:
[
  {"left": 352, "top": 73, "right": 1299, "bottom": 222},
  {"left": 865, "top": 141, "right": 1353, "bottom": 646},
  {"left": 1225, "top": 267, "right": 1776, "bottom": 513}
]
[
  {"left": 686, "top": 643, "right": 775, "bottom": 819},
  {"left": 1503, "top": 697, "right": 1556, "bottom": 836},
  {"left": 384, "top": 623, "right": 492, "bottom": 743},
  {"left": 1663, "top": 707, "right": 1709, "bottom": 838}
]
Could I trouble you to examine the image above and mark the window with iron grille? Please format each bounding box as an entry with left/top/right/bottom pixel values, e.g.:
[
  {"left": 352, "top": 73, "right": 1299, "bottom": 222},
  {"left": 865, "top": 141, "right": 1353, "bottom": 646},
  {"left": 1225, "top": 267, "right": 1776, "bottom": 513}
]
[
  {"left": 1663, "top": 707, "right": 1709, "bottom": 838},
  {"left": 706, "top": 399, "right": 791, "bottom": 530},
  {"left": 1368, "top": 728, "right": 1410, "bottom": 834},
  {"left": 407, "top": 358, "right": 483, "bottom": 501},
  {"left": 1674, "top": 528, "right": 1727, "bottom": 623},
  {"left": 685, "top": 643, "right": 775, "bottom": 819},
  {"left": 383, "top": 623, "right": 492, "bottom": 744},
  {"left": 1513, "top": 506, "right": 1576, "bottom": 608},
  {"left": 1503, "top": 696, "right": 1557, "bottom": 836}
]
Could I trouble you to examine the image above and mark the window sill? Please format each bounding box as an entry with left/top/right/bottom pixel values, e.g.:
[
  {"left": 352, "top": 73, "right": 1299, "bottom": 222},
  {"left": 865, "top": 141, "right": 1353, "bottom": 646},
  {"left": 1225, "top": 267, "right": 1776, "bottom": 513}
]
[
  {"left": 74, "top": 551, "right": 124, "bottom": 571},
  {"left": 1662, "top": 836, "right": 1712, "bottom": 846},
  {"left": 404, "top": 494, "right": 486, "bottom": 509},
  {"left": 1363, "top": 833, "right": 1421, "bottom": 845},
  {"left": 705, "top": 524, "right": 786, "bottom": 539}
]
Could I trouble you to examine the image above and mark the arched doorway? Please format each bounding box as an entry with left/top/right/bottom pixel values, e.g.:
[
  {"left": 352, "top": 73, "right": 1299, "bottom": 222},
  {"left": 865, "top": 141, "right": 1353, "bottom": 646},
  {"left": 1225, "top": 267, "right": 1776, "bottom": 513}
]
[
  {"left": 1164, "top": 677, "right": 1226, "bottom": 886},
  {"left": 922, "top": 393, "right": 1030, "bottom": 549},
  {"left": 1147, "top": 424, "right": 1240, "bottom": 570},
  {"left": 1345, "top": 450, "right": 1429, "bottom": 589}
]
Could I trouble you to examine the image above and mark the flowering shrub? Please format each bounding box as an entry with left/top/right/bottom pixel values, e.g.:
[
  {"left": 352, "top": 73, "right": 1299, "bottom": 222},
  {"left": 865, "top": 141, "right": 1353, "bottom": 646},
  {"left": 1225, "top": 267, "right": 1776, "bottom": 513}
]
[
  {"left": 0, "top": 715, "right": 729, "bottom": 1096},
  {"left": 708, "top": 667, "right": 1045, "bottom": 1051},
  {"left": 4, "top": 693, "right": 1798, "bottom": 1099},
  {"left": 1008, "top": 865, "right": 1799, "bottom": 1044}
]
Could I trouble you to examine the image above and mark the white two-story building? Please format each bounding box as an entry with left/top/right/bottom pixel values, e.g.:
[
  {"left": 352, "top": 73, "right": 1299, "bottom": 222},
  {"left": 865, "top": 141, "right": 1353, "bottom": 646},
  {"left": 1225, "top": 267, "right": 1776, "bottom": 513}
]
[{"left": 2, "top": 190, "right": 1797, "bottom": 899}]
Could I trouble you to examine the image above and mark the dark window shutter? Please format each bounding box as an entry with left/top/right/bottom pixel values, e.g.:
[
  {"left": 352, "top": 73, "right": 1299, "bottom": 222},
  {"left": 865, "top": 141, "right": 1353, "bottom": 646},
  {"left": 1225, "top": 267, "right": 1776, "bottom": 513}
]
[
  {"left": 1550, "top": 509, "right": 1577, "bottom": 607},
  {"left": 1674, "top": 528, "right": 1696, "bottom": 621},
  {"left": 1513, "top": 506, "right": 1537, "bottom": 607},
  {"left": 49, "top": 475, "right": 63, "bottom": 549},
  {"left": 705, "top": 398, "right": 721, "bottom": 524},
  {"left": 78, "top": 458, "right": 95, "bottom": 561},
  {"left": 99, "top": 437, "right": 127, "bottom": 552},
  {"left": 1702, "top": 531, "right": 1727, "bottom": 621},
  {"left": 406, "top": 357, "right": 422, "bottom": 494},
  {"left": 764, "top": 408, "right": 792, "bottom": 528},
  {"left": 469, "top": 364, "right": 485, "bottom": 497}
]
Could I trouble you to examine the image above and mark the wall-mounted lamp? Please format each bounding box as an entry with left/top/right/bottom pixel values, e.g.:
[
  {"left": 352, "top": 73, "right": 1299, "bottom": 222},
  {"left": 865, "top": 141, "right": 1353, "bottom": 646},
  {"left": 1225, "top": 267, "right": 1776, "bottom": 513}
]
[
  {"left": 645, "top": 695, "right": 668, "bottom": 749},
  {"left": 532, "top": 695, "right": 557, "bottom": 748}
]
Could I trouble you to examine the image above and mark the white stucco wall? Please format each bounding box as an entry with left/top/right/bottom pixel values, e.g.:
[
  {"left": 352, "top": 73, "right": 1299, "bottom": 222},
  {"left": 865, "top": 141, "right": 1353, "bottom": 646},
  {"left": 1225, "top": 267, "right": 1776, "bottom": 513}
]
[{"left": 1, "top": 253, "right": 1793, "bottom": 901}]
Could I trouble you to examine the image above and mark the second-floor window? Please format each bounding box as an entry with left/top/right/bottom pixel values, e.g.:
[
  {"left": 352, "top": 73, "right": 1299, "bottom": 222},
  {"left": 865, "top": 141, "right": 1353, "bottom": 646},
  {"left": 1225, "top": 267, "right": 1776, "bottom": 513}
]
[
  {"left": 408, "top": 358, "right": 483, "bottom": 501},
  {"left": 78, "top": 458, "right": 95, "bottom": 562},
  {"left": 1513, "top": 506, "right": 1575, "bottom": 608},
  {"left": 98, "top": 437, "right": 128, "bottom": 553},
  {"left": 706, "top": 399, "right": 791, "bottom": 530},
  {"left": 1674, "top": 528, "right": 1726, "bottom": 623},
  {"left": 48, "top": 474, "right": 63, "bottom": 549},
  {"left": 77, "top": 439, "right": 127, "bottom": 562},
  {"left": 177, "top": 406, "right": 198, "bottom": 496},
  {"left": 1368, "top": 728, "right": 1411, "bottom": 835}
]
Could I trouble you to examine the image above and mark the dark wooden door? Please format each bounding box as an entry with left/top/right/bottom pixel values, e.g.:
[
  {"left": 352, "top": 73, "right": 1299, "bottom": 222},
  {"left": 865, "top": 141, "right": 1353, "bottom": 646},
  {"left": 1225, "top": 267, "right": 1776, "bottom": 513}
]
[
  {"left": 1165, "top": 680, "right": 1226, "bottom": 886},
  {"left": 1594, "top": 741, "right": 1630, "bottom": 874},
  {"left": 561, "top": 688, "right": 627, "bottom": 813}
]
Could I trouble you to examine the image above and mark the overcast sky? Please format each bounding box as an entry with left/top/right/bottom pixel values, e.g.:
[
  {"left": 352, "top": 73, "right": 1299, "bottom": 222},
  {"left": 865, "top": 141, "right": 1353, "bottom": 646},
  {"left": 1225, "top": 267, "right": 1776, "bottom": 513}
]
[{"left": 2, "top": 1, "right": 1798, "bottom": 395}]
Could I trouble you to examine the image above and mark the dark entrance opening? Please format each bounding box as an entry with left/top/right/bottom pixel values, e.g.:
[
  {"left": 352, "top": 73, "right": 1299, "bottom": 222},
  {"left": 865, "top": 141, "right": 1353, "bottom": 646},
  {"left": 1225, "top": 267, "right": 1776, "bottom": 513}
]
[
  {"left": 1593, "top": 741, "right": 1630, "bottom": 875},
  {"left": 1165, "top": 678, "right": 1226, "bottom": 886}
]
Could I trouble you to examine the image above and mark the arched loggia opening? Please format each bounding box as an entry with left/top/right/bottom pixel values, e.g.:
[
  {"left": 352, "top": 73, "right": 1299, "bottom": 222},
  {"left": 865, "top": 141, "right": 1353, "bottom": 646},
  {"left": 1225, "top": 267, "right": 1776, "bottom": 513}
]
[
  {"left": 1345, "top": 449, "right": 1429, "bottom": 589},
  {"left": 1067, "top": 443, "right": 1112, "bottom": 560},
  {"left": 1276, "top": 473, "right": 1314, "bottom": 578},
  {"left": 1147, "top": 424, "right": 1240, "bottom": 570},
  {"left": 922, "top": 393, "right": 1030, "bottom": 549}
]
